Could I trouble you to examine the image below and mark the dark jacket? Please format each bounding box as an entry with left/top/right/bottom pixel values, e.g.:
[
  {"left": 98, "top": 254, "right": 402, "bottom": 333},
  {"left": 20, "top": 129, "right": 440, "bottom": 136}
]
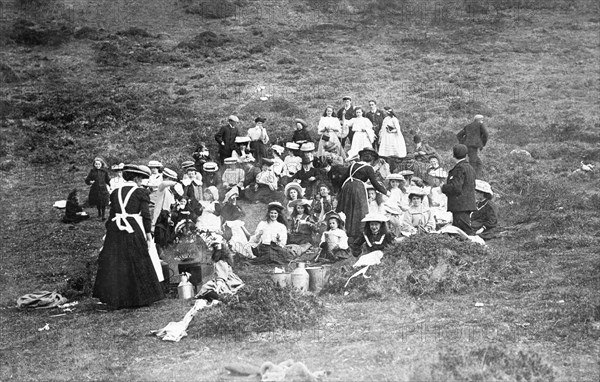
[
  {"left": 441, "top": 159, "right": 476, "bottom": 212},
  {"left": 365, "top": 109, "right": 386, "bottom": 135},
  {"left": 337, "top": 106, "right": 356, "bottom": 122},
  {"left": 456, "top": 121, "right": 488, "bottom": 148},
  {"left": 291, "top": 128, "right": 314, "bottom": 143},
  {"left": 214, "top": 124, "right": 239, "bottom": 159}
]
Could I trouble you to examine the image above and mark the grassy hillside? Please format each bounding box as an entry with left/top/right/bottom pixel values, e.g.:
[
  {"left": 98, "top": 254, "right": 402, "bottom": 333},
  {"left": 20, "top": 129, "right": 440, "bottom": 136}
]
[{"left": 0, "top": 0, "right": 599, "bottom": 380}]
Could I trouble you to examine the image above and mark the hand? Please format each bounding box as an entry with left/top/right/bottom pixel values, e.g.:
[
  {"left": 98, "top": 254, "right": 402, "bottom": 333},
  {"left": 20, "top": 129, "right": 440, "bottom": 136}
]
[
  {"left": 221, "top": 142, "right": 225, "bottom": 146},
  {"left": 308, "top": 177, "right": 316, "bottom": 182}
]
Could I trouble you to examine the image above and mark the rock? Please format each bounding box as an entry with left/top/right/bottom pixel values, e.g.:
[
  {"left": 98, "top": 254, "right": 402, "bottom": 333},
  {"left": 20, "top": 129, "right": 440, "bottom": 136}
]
[{"left": 509, "top": 149, "right": 535, "bottom": 163}]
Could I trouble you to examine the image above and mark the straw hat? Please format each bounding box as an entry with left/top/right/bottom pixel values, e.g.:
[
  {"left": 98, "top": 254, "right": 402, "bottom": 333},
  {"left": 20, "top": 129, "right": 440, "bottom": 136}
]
[
  {"left": 123, "top": 164, "right": 151, "bottom": 179},
  {"left": 228, "top": 115, "right": 239, "bottom": 123},
  {"left": 272, "top": 145, "right": 284, "bottom": 155},
  {"left": 383, "top": 203, "right": 402, "bottom": 215},
  {"left": 203, "top": 162, "right": 219, "bottom": 172},
  {"left": 181, "top": 160, "right": 195, "bottom": 170},
  {"left": 361, "top": 212, "right": 389, "bottom": 223},
  {"left": 235, "top": 136, "right": 251, "bottom": 144},
  {"left": 399, "top": 170, "right": 414, "bottom": 176},
  {"left": 300, "top": 142, "right": 315, "bottom": 152},
  {"left": 285, "top": 142, "right": 300, "bottom": 150},
  {"left": 284, "top": 182, "right": 304, "bottom": 197},
  {"left": 289, "top": 198, "right": 312, "bottom": 209},
  {"left": 224, "top": 157, "right": 238, "bottom": 165},
  {"left": 111, "top": 163, "right": 124, "bottom": 171},
  {"left": 223, "top": 186, "right": 240, "bottom": 203},
  {"left": 475, "top": 179, "right": 493, "bottom": 196},
  {"left": 148, "top": 160, "right": 163, "bottom": 168},
  {"left": 294, "top": 118, "right": 308, "bottom": 128},
  {"left": 162, "top": 168, "right": 178, "bottom": 180},
  {"left": 386, "top": 173, "right": 405, "bottom": 181},
  {"left": 407, "top": 186, "right": 427, "bottom": 198},
  {"left": 359, "top": 147, "right": 379, "bottom": 159}
]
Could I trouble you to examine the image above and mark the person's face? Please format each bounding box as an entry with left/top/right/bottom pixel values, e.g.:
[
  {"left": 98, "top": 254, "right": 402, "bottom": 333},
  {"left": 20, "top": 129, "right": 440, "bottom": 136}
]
[
  {"left": 256, "top": 121, "right": 263, "bottom": 127},
  {"left": 344, "top": 99, "right": 351, "bottom": 108},
  {"left": 179, "top": 199, "right": 187, "bottom": 208},
  {"left": 369, "top": 102, "right": 376, "bottom": 111},
  {"left": 368, "top": 190, "right": 376, "bottom": 200},
  {"left": 94, "top": 160, "right": 102, "bottom": 169},
  {"left": 326, "top": 107, "right": 333, "bottom": 117},
  {"left": 369, "top": 222, "right": 381, "bottom": 234},
  {"left": 476, "top": 118, "right": 484, "bottom": 125},
  {"left": 295, "top": 204, "right": 304, "bottom": 214},
  {"left": 204, "top": 191, "right": 214, "bottom": 201},
  {"left": 360, "top": 153, "right": 373, "bottom": 163},
  {"left": 475, "top": 190, "right": 486, "bottom": 202},
  {"left": 355, "top": 109, "right": 363, "bottom": 118},
  {"left": 288, "top": 189, "right": 298, "bottom": 200},
  {"left": 269, "top": 210, "right": 279, "bottom": 221},
  {"left": 410, "top": 196, "right": 422, "bottom": 207},
  {"left": 187, "top": 169, "right": 196, "bottom": 177},
  {"left": 151, "top": 167, "right": 159, "bottom": 174},
  {"left": 319, "top": 186, "right": 329, "bottom": 197},
  {"left": 390, "top": 180, "right": 400, "bottom": 188},
  {"left": 429, "top": 158, "right": 439, "bottom": 169},
  {"left": 328, "top": 218, "right": 338, "bottom": 230}
]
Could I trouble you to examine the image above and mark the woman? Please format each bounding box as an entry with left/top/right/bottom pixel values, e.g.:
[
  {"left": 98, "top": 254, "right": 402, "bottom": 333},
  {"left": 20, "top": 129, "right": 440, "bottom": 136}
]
[
  {"left": 344, "top": 107, "right": 375, "bottom": 159},
  {"left": 378, "top": 107, "right": 406, "bottom": 158},
  {"left": 291, "top": 118, "right": 314, "bottom": 144},
  {"left": 471, "top": 180, "right": 498, "bottom": 240},
  {"left": 317, "top": 106, "right": 345, "bottom": 159},
  {"left": 288, "top": 199, "right": 317, "bottom": 247},
  {"left": 151, "top": 168, "right": 182, "bottom": 232},
  {"left": 62, "top": 189, "right": 89, "bottom": 224},
  {"left": 291, "top": 157, "right": 319, "bottom": 199},
  {"left": 354, "top": 212, "right": 396, "bottom": 255},
  {"left": 109, "top": 163, "right": 126, "bottom": 192},
  {"left": 401, "top": 186, "right": 436, "bottom": 235},
  {"left": 93, "top": 164, "right": 164, "bottom": 309},
  {"left": 85, "top": 157, "right": 111, "bottom": 221},
  {"left": 248, "top": 117, "right": 269, "bottom": 165},
  {"left": 336, "top": 147, "right": 389, "bottom": 242},
  {"left": 195, "top": 237, "right": 244, "bottom": 302},
  {"left": 245, "top": 158, "right": 282, "bottom": 204},
  {"left": 249, "top": 202, "right": 293, "bottom": 265}
]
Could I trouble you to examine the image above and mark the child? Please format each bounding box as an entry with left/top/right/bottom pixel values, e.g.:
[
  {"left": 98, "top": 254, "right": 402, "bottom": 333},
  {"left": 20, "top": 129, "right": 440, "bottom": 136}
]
[
  {"left": 221, "top": 187, "right": 253, "bottom": 258},
  {"left": 401, "top": 186, "right": 436, "bottom": 235},
  {"left": 195, "top": 236, "right": 244, "bottom": 302},
  {"left": 471, "top": 180, "right": 498, "bottom": 240},
  {"left": 284, "top": 181, "right": 304, "bottom": 217},
  {"left": 385, "top": 173, "right": 409, "bottom": 212},
  {"left": 383, "top": 203, "right": 404, "bottom": 238},
  {"left": 221, "top": 157, "right": 245, "bottom": 195},
  {"left": 288, "top": 199, "right": 317, "bottom": 255},
  {"left": 354, "top": 212, "right": 396, "bottom": 255},
  {"left": 316, "top": 211, "right": 351, "bottom": 263},
  {"left": 85, "top": 157, "right": 111, "bottom": 221},
  {"left": 312, "top": 183, "right": 337, "bottom": 229},
  {"left": 62, "top": 189, "right": 89, "bottom": 224},
  {"left": 428, "top": 175, "right": 452, "bottom": 227},
  {"left": 367, "top": 185, "right": 383, "bottom": 214},
  {"left": 154, "top": 210, "right": 175, "bottom": 257},
  {"left": 182, "top": 161, "right": 203, "bottom": 202},
  {"left": 280, "top": 142, "right": 302, "bottom": 184},
  {"left": 151, "top": 168, "right": 182, "bottom": 232},
  {"left": 197, "top": 186, "right": 221, "bottom": 233},
  {"left": 109, "top": 163, "right": 126, "bottom": 192}
]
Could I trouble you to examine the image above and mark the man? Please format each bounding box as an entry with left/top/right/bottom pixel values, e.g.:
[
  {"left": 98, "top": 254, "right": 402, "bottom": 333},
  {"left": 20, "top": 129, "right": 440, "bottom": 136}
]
[
  {"left": 337, "top": 96, "right": 356, "bottom": 147},
  {"left": 441, "top": 144, "right": 476, "bottom": 235},
  {"left": 364, "top": 100, "right": 385, "bottom": 148},
  {"left": 456, "top": 114, "right": 488, "bottom": 178},
  {"left": 215, "top": 115, "right": 240, "bottom": 164}
]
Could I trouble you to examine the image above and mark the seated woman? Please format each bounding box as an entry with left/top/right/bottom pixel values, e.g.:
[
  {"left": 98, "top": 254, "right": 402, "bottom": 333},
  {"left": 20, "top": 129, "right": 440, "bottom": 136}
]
[
  {"left": 291, "top": 118, "right": 314, "bottom": 144},
  {"left": 171, "top": 197, "right": 198, "bottom": 238},
  {"left": 354, "top": 212, "right": 396, "bottom": 256},
  {"left": 197, "top": 186, "right": 222, "bottom": 234},
  {"left": 401, "top": 186, "right": 436, "bottom": 235},
  {"left": 382, "top": 203, "right": 404, "bottom": 238},
  {"left": 221, "top": 187, "right": 253, "bottom": 258},
  {"left": 287, "top": 199, "right": 318, "bottom": 255},
  {"left": 316, "top": 211, "right": 351, "bottom": 263},
  {"left": 291, "top": 157, "right": 319, "bottom": 199},
  {"left": 311, "top": 183, "right": 337, "bottom": 230},
  {"left": 471, "top": 180, "right": 498, "bottom": 240},
  {"left": 195, "top": 236, "right": 244, "bottom": 302},
  {"left": 385, "top": 173, "right": 409, "bottom": 212},
  {"left": 280, "top": 142, "right": 302, "bottom": 185},
  {"left": 367, "top": 185, "right": 384, "bottom": 214},
  {"left": 428, "top": 175, "right": 452, "bottom": 226},
  {"left": 283, "top": 182, "right": 304, "bottom": 218},
  {"left": 62, "top": 189, "right": 89, "bottom": 224},
  {"left": 249, "top": 202, "right": 293, "bottom": 265},
  {"left": 245, "top": 158, "right": 283, "bottom": 204}
]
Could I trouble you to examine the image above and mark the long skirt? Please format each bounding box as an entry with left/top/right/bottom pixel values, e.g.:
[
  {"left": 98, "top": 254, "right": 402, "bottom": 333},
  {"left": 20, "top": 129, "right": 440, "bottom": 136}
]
[
  {"left": 378, "top": 129, "right": 407, "bottom": 158},
  {"left": 244, "top": 184, "right": 283, "bottom": 204},
  {"left": 250, "top": 141, "right": 268, "bottom": 165},
  {"left": 347, "top": 131, "right": 373, "bottom": 159},
  {"left": 250, "top": 244, "right": 293, "bottom": 265},
  {"left": 336, "top": 179, "right": 369, "bottom": 239},
  {"left": 93, "top": 221, "right": 164, "bottom": 309}
]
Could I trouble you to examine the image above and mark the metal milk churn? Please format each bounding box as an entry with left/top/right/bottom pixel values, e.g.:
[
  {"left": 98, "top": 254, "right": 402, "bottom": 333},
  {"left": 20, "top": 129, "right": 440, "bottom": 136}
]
[
  {"left": 291, "top": 262, "right": 309, "bottom": 293},
  {"left": 177, "top": 272, "right": 195, "bottom": 300}
]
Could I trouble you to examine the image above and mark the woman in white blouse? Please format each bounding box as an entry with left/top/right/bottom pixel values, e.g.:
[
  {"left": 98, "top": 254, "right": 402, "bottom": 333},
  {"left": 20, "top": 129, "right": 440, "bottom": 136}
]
[
  {"left": 317, "top": 105, "right": 346, "bottom": 159},
  {"left": 249, "top": 202, "right": 293, "bottom": 265},
  {"left": 378, "top": 107, "right": 407, "bottom": 158},
  {"left": 345, "top": 107, "right": 375, "bottom": 159}
]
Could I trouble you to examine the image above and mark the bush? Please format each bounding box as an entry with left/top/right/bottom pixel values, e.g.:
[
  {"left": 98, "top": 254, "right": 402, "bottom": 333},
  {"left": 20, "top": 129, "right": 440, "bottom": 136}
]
[
  {"left": 194, "top": 279, "right": 324, "bottom": 336},
  {"left": 323, "top": 234, "right": 512, "bottom": 299}
]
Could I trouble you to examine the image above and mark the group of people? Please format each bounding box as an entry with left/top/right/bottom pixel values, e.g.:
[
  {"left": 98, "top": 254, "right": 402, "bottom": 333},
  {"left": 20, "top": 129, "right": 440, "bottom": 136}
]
[{"left": 80, "top": 97, "right": 497, "bottom": 309}]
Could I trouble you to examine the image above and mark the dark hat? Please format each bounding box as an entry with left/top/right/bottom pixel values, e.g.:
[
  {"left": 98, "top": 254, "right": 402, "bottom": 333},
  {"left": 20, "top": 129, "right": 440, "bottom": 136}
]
[
  {"left": 123, "top": 164, "right": 151, "bottom": 179},
  {"left": 255, "top": 117, "right": 266, "bottom": 123},
  {"left": 261, "top": 158, "right": 274, "bottom": 166},
  {"left": 359, "top": 147, "right": 379, "bottom": 159},
  {"left": 301, "top": 157, "right": 312, "bottom": 165},
  {"left": 325, "top": 211, "right": 345, "bottom": 227},
  {"left": 342, "top": 96, "right": 352, "bottom": 101},
  {"left": 453, "top": 144, "right": 468, "bottom": 159},
  {"left": 267, "top": 202, "right": 284, "bottom": 212}
]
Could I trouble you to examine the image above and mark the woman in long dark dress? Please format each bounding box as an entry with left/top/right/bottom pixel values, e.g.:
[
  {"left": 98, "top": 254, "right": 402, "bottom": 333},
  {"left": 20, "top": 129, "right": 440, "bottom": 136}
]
[
  {"left": 93, "top": 164, "right": 164, "bottom": 309},
  {"left": 85, "top": 157, "right": 111, "bottom": 220},
  {"left": 336, "top": 147, "right": 389, "bottom": 243}
]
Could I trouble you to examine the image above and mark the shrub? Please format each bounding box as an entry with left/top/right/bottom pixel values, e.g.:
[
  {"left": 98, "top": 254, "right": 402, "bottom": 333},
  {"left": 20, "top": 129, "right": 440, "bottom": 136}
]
[
  {"left": 194, "top": 279, "right": 324, "bottom": 336},
  {"left": 323, "top": 234, "right": 512, "bottom": 299}
]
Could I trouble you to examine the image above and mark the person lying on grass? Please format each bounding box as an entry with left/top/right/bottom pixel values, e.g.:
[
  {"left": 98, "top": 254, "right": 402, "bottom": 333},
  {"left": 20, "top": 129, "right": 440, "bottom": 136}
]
[{"left": 195, "top": 236, "right": 243, "bottom": 302}]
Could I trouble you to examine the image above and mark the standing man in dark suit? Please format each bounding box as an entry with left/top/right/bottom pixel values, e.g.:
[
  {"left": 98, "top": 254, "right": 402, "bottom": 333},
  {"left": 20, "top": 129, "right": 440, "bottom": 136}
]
[
  {"left": 365, "top": 99, "right": 385, "bottom": 150},
  {"left": 337, "top": 96, "right": 356, "bottom": 148},
  {"left": 442, "top": 144, "right": 476, "bottom": 235},
  {"left": 215, "top": 115, "right": 240, "bottom": 164},
  {"left": 456, "top": 114, "right": 488, "bottom": 178}
]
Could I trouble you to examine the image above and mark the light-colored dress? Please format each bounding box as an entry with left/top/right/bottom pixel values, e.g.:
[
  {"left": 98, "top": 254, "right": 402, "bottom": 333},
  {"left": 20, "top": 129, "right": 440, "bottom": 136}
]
[
  {"left": 345, "top": 117, "right": 375, "bottom": 158},
  {"left": 378, "top": 116, "right": 406, "bottom": 158},
  {"left": 317, "top": 116, "right": 345, "bottom": 159},
  {"left": 402, "top": 205, "right": 436, "bottom": 233},
  {"left": 197, "top": 201, "right": 221, "bottom": 233}
]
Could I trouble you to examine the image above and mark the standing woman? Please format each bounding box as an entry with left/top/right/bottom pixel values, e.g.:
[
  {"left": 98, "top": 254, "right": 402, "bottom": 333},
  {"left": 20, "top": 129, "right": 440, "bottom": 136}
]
[
  {"left": 93, "top": 165, "right": 164, "bottom": 309},
  {"left": 317, "top": 105, "right": 345, "bottom": 160},
  {"left": 345, "top": 107, "right": 375, "bottom": 159},
  {"left": 378, "top": 107, "right": 407, "bottom": 158},
  {"left": 85, "top": 157, "right": 111, "bottom": 221},
  {"left": 336, "top": 148, "right": 389, "bottom": 244},
  {"left": 248, "top": 117, "right": 269, "bottom": 165}
]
